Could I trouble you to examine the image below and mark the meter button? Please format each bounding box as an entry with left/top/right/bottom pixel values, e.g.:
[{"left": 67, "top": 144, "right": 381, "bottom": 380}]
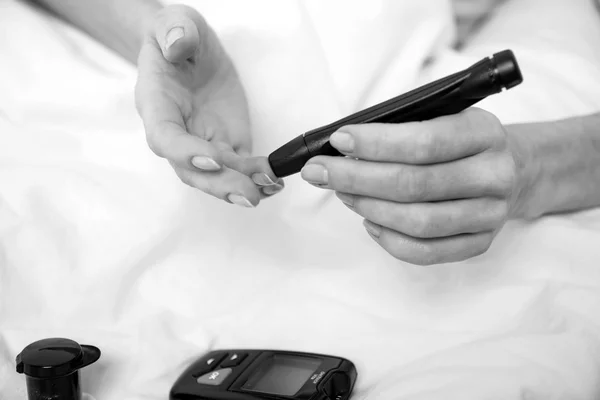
[
  {"left": 322, "top": 372, "right": 350, "bottom": 399},
  {"left": 193, "top": 354, "right": 227, "bottom": 378},
  {"left": 196, "top": 368, "right": 232, "bottom": 385},
  {"left": 220, "top": 353, "right": 247, "bottom": 367},
  {"left": 205, "top": 355, "right": 225, "bottom": 367}
]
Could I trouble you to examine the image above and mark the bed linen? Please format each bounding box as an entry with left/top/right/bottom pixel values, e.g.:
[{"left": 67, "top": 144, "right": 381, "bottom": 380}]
[{"left": 2, "top": 0, "right": 600, "bottom": 399}]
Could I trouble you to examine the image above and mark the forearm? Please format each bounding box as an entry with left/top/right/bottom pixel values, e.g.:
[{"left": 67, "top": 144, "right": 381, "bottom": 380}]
[
  {"left": 31, "top": 0, "right": 163, "bottom": 64},
  {"left": 509, "top": 113, "right": 600, "bottom": 219}
]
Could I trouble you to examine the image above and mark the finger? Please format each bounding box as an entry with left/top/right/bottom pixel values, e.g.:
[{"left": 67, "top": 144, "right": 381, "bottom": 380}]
[
  {"left": 362, "top": 220, "right": 496, "bottom": 266},
  {"left": 330, "top": 108, "right": 503, "bottom": 163},
  {"left": 172, "top": 164, "right": 261, "bottom": 207},
  {"left": 212, "top": 143, "right": 285, "bottom": 197},
  {"left": 136, "top": 88, "right": 224, "bottom": 171},
  {"left": 336, "top": 193, "right": 507, "bottom": 238},
  {"left": 261, "top": 183, "right": 285, "bottom": 197},
  {"left": 247, "top": 158, "right": 285, "bottom": 189},
  {"left": 152, "top": 5, "right": 210, "bottom": 64},
  {"left": 219, "top": 149, "right": 285, "bottom": 189},
  {"left": 302, "top": 153, "right": 513, "bottom": 202},
  {"left": 229, "top": 155, "right": 286, "bottom": 197}
]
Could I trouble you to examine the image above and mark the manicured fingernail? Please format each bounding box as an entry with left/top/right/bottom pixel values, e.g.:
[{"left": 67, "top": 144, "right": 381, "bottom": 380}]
[
  {"left": 252, "top": 173, "right": 275, "bottom": 186},
  {"left": 191, "top": 156, "right": 220, "bottom": 171},
  {"left": 263, "top": 183, "right": 284, "bottom": 196},
  {"left": 336, "top": 192, "right": 354, "bottom": 208},
  {"left": 330, "top": 131, "right": 354, "bottom": 153},
  {"left": 165, "top": 27, "right": 184, "bottom": 50},
  {"left": 227, "top": 194, "right": 254, "bottom": 208},
  {"left": 363, "top": 220, "right": 381, "bottom": 238},
  {"left": 301, "top": 164, "right": 328, "bottom": 185}
]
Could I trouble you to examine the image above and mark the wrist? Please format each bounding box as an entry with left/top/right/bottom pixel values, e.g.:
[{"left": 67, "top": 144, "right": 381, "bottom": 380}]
[
  {"left": 506, "top": 114, "right": 600, "bottom": 219},
  {"left": 506, "top": 123, "right": 542, "bottom": 219},
  {"left": 32, "top": 0, "right": 164, "bottom": 65}
]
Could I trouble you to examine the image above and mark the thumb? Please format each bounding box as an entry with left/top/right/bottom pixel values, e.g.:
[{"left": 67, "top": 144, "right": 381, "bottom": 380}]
[{"left": 153, "top": 5, "right": 206, "bottom": 63}]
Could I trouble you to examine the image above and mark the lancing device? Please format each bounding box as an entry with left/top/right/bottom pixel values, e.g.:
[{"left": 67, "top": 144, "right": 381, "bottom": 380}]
[{"left": 268, "top": 49, "right": 523, "bottom": 178}]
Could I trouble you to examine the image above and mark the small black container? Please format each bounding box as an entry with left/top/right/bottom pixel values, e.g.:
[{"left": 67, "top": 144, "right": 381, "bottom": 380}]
[{"left": 16, "top": 338, "right": 101, "bottom": 400}]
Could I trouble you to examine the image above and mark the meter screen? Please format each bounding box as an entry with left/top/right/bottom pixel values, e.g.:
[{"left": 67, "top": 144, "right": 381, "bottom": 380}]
[{"left": 242, "top": 355, "right": 322, "bottom": 396}]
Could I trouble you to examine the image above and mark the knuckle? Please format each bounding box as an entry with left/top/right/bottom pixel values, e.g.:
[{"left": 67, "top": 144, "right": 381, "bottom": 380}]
[
  {"left": 412, "top": 128, "right": 436, "bottom": 162},
  {"left": 400, "top": 168, "right": 430, "bottom": 201},
  {"left": 178, "top": 171, "right": 194, "bottom": 187},
  {"left": 468, "top": 108, "right": 505, "bottom": 146},
  {"left": 478, "top": 153, "right": 516, "bottom": 196},
  {"left": 146, "top": 133, "right": 164, "bottom": 158},
  {"left": 492, "top": 155, "right": 517, "bottom": 194},
  {"left": 339, "top": 168, "right": 358, "bottom": 193},
  {"left": 372, "top": 127, "right": 391, "bottom": 159},
  {"left": 463, "top": 106, "right": 487, "bottom": 121},
  {"left": 409, "top": 212, "right": 436, "bottom": 238},
  {"left": 465, "top": 107, "right": 495, "bottom": 127},
  {"left": 473, "top": 234, "right": 494, "bottom": 257},
  {"left": 350, "top": 195, "right": 364, "bottom": 214},
  {"left": 478, "top": 107, "right": 502, "bottom": 126},
  {"left": 490, "top": 201, "right": 509, "bottom": 225}
]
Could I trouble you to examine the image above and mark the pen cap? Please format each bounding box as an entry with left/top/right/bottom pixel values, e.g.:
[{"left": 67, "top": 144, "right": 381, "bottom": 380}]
[
  {"left": 16, "top": 338, "right": 101, "bottom": 400},
  {"left": 492, "top": 49, "right": 523, "bottom": 90},
  {"left": 268, "top": 134, "right": 314, "bottom": 178},
  {"left": 458, "top": 50, "right": 523, "bottom": 99}
]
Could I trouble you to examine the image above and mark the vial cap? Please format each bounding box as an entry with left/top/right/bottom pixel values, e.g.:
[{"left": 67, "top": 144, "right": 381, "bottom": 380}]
[{"left": 16, "top": 338, "right": 100, "bottom": 379}]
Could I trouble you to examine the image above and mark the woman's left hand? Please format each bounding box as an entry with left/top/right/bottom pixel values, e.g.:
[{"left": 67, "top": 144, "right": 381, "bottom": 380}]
[{"left": 300, "top": 108, "right": 522, "bottom": 265}]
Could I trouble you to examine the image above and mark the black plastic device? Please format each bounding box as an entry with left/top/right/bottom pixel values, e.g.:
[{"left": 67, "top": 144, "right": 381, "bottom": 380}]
[
  {"left": 268, "top": 49, "right": 523, "bottom": 177},
  {"left": 170, "top": 349, "right": 357, "bottom": 400},
  {"left": 16, "top": 337, "right": 101, "bottom": 400}
]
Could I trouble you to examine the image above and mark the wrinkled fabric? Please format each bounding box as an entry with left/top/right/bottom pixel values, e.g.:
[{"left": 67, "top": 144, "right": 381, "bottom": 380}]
[{"left": 1, "top": 0, "right": 600, "bottom": 399}]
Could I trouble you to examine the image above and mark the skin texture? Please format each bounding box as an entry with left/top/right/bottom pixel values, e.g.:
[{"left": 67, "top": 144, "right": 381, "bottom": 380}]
[
  {"left": 32, "top": 0, "right": 284, "bottom": 207},
  {"left": 506, "top": 113, "right": 600, "bottom": 219},
  {"left": 301, "top": 108, "right": 515, "bottom": 265},
  {"left": 28, "top": 1, "right": 600, "bottom": 265},
  {"left": 301, "top": 109, "right": 600, "bottom": 265},
  {"left": 30, "top": 0, "right": 162, "bottom": 63},
  {"left": 135, "top": 5, "right": 283, "bottom": 207}
]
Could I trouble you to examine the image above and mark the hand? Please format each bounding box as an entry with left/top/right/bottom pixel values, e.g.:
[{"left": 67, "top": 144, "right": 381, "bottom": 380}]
[
  {"left": 300, "top": 108, "right": 520, "bottom": 265},
  {"left": 135, "top": 5, "right": 283, "bottom": 207}
]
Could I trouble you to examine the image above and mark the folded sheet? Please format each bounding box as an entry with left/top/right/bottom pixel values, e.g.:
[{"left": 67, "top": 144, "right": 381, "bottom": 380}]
[{"left": 2, "top": 1, "right": 600, "bottom": 399}]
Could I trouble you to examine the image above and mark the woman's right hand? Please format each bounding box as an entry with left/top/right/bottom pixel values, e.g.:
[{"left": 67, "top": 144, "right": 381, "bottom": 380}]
[{"left": 135, "top": 4, "right": 283, "bottom": 207}]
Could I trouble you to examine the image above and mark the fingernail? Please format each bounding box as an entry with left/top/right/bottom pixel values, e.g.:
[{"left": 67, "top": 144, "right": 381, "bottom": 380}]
[
  {"left": 263, "top": 183, "right": 284, "bottom": 196},
  {"left": 227, "top": 194, "right": 254, "bottom": 208},
  {"left": 301, "top": 164, "right": 328, "bottom": 185},
  {"left": 252, "top": 173, "right": 275, "bottom": 186},
  {"left": 363, "top": 220, "right": 381, "bottom": 238},
  {"left": 191, "top": 156, "right": 220, "bottom": 171},
  {"left": 336, "top": 192, "right": 354, "bottom": 208},
  {"left": 165, "top": 27, "right": 184, "bottom": 50},
  {"left": 330, "top": 131, "right": 355, "bottom": 153}
]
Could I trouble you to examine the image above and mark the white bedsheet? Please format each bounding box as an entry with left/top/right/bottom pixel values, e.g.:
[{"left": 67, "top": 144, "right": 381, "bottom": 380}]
[{"left": 2, "top": 0, "right": 600, "bottom": 399}]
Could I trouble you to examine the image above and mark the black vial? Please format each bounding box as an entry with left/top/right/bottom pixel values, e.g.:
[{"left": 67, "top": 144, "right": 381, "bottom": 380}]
[{"left": 16, "top": 338, "right": 101, "bottom": 400}]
